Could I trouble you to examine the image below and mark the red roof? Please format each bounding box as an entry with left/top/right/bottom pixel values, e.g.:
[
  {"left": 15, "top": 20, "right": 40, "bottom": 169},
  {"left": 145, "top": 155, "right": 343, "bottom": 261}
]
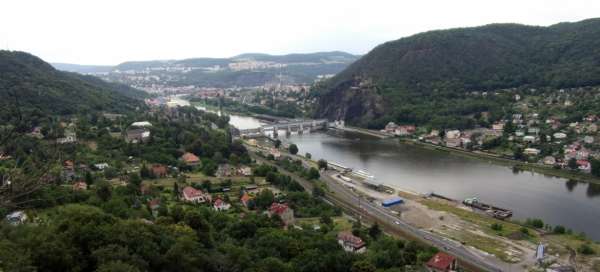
[
  {"left": 148, "top": 198, "right": 160, "bottom": 209},
  {"left": 151, "top": 164, "right": 168, "bottom": 176},
  {"left": 269, "top": 203, "right": 289, "bottom": 215},
  {"left": 426, "top": 252, "right": 456, "bottom": 271},
  {"left": 240, "top": 192, "right": 251, "bottom": 203},
  {"left": 182, "top": 186, "right": 203, "bottom": 199},
  {"left": 181, "top": 152, "right": 200, "bottom": 163},
  {"left": 337, "top": 231, "right": 365, "bottom": 248}
]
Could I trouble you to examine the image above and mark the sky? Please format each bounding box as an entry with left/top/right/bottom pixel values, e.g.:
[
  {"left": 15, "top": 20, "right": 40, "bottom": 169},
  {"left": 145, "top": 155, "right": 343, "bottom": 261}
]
[{"left": 1, "top": 0, "right": 599, "bottom": 65}]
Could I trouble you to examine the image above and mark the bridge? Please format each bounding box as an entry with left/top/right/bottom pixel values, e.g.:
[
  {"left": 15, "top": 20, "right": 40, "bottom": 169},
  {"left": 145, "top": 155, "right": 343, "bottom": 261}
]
[{"left": 238, "top": 119, "right": 328, "bottom": 138}]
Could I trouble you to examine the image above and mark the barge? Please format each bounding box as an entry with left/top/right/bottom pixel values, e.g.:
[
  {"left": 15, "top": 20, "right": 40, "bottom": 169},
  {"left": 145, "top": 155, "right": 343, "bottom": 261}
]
[{"left": 463, "top": 197, "right": 513, "bottom": 219}]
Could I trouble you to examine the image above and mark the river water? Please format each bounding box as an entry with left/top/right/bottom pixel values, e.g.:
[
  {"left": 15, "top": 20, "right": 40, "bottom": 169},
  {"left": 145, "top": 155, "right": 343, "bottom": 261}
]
[{"left": 214, "top": 108, "right": 600, "bottom": 240}]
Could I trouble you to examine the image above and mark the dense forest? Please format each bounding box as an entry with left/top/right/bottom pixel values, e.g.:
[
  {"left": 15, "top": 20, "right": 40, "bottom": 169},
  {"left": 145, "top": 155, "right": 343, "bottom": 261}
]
[
  {"left": 0, "top": 51, "right": 148, "bottom": 125},
  {"left": 314, "top": 18, "right": 600, "bottom": 129}
]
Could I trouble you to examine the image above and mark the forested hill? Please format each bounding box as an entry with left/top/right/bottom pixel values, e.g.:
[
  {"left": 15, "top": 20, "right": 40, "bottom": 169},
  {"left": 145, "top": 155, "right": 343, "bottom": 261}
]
[
  {"left": 0, "top": 51, "right": 147, "bottom": 121},
  {"left": 314, "top": 18, "right": 600, "bottom": 128}
]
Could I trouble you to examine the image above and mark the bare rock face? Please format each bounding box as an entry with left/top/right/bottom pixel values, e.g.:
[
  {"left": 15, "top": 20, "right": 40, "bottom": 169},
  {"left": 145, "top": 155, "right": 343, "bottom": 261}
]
[{"left": 315, "top": 76, "right": 385, "bottom": 126}]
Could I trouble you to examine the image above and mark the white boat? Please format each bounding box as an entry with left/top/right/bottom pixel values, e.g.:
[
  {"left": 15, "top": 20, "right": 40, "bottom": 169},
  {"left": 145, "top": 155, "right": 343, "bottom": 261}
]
[{"left": 354, "top": 169, "right": 375, "bottom": 180}]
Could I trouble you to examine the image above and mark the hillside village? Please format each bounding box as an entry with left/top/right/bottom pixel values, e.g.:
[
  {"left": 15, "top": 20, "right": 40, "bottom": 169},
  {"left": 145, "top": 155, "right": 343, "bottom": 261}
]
[{"left": 381, "top": 86, "right": 600, "bottom": 177}]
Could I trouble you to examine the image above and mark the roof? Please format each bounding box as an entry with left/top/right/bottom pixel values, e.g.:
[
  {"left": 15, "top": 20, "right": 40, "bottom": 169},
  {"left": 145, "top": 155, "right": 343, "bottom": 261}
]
[
  {"left": 181, "top": 152, "right": 200, "bottom": 163},
  {"left": 131, "top": 121, "right": 152, "bottom": 127},
  {"left": 426, "top": 252, "right": 456, "bottom": 270},
  {"left": 269, "top": 203, "right": 289, "bottom": 215},
  {"left": 182, "top": 186, "right": 203, "bottom": 199},
  {"left": 337, "top": 231, "right": 365, "bottom": 247},
  {"left": 148, "top": 199, "right": 161, "bottom": 208},
  {"left": 240, "top": 192, "right": 251, "bottom": 203}
]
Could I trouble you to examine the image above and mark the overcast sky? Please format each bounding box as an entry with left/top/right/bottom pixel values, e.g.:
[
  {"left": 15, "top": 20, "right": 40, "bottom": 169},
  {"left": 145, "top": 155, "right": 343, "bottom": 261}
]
[{"left": 1, "top": 0, "right": 599, "bottom": 65}]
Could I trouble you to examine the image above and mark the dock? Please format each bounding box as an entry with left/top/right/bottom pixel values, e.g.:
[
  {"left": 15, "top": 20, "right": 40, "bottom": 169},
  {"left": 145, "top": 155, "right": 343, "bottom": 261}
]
[{"left": 463, "top": 197, "right": 513, "bottom": 219}]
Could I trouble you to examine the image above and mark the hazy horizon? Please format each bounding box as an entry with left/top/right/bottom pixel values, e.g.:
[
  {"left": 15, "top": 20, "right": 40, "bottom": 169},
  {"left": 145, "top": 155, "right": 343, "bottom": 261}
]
[{"left": 2, "top": 0, "right": 599, "bottom": 65}]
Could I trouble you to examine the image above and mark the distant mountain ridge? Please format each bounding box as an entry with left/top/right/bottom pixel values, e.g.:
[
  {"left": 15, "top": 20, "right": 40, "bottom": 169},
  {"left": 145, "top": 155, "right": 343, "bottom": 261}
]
[
  {"left": 53, "top": 51, "right": 360, "bottom": 88},
  {"left": 314, "top": 18, "right": 600, "bottom": 128},
  {"left": 1, "top": 50, "right": 147, "bottom": 122}
]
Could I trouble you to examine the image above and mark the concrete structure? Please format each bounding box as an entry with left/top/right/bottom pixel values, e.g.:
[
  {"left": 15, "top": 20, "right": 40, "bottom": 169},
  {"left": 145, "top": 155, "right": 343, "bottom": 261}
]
[{"left": 238, "top": 119, "right": 328, "bottom": 137}]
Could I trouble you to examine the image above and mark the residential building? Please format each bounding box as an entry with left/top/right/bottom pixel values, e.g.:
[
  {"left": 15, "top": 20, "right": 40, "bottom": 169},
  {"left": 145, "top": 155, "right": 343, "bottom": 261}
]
[
  {"left": 240, "top": 192, "right": 253, "bottom": 208},
  {"left": 148, "top": 199, "right": 161, "bottom": 217},
  {"left": 543, "top": 156, "right": 556, "bottom": 165},
  {"left": 57, "top": 130, "right": 77, "bottom": 144},
  {"left": 337, "top": 231, "right": 366, "bottom": 253},
  {"left": 445, "top": 130, "right": 461, "bottom": 139},
  {"left": 238, "top": 166, "right": 252, "bottom": 176},
  {"left": 395, "top": 125, "right": 416, "bottom": 136},
  {"left": 151, "top": 164, "right": 168, "bottom": 177},
  {"left": 425, "top": 252, "right": 457, "bottom": 272},
  {"left": 384, "top": 122, "right": 398, "bottom": 133},
  {"left": 492, "top": 122, "right": 505, "bottom": 131},
  {"left": 524, "top": 148, "right": 541, "bottom": 156},
  {"left": 181, "top": 186, "right": 211, "bottom": 203},
  {"left": 181, "top": 152, "right": 200, "bottom": 166},
  {"left": 126, "top": 128, "right": 151, "bottom": 143},
  {"left": 213, "top": 198, "right": 231, "bottom": 211},
  {"left": 268, "top": 202, "right": 294, "bottom": 225},
  {"left": 72, "top": 181, "right": 88, "bottom": 191},
  {"left": 94, "top": 163, "right": 109, "bottom": 170}
]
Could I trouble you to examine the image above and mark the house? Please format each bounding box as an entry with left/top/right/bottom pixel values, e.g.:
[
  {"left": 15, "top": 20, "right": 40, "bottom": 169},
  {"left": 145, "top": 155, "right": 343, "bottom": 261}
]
[
  {"left": 425, "top": 252, "right": 457, "bottom": 272},
  {"left": 445, "top": 130, "right": 461, "bottom": 139},
  {"left": 268, "top": 202, "right": 294, "bottom": 225},
  {"left": 584, "top": 136, "right": 594, "bottom": 144},
  {"left": 543, "top": 156, "right": 556, "bottom": 165},
  {"left": 445, "top": 138, "right": 461, "bottom": 148},
  {"left": 244, "top": 184, "right": 259, "bottom": 193},
  {"left": 181, "top": 152, "right": 200, "bottom": 166},
  {"left": 337, "top": 231, "right": 366, "bottom": 253},
  {"left": 94, "top": 163, "right": 109, "bottom": 170},
  {"left": 28, "top": 126, "right": 44, "bottom": 139},
  {"left": 269, "top": 148, "right": 281, "bottom": 159},
  {"left": 213, "top": 198, "right": 231, "bottom": 211},
  {"left": 62, "top": 160, "right": 76, "bottom": 181},
  {"left": 57, "top": 130, "right": 77, "bottom": 144},
  {"left": 126, "top": 128, "right": 151, "bottom": 143},
  {"left": 181, "top": 186, "right": 211, "bottom": 203},
  {"left": 72, "top": 181, "right": 88, "bottom": 191},
  {"left": 577, "top": 160, "right": 591, "bottom": 173},
  {"left": 523, "top": 135, "right": 536, "bottom": 143},
  {"left": 384, "top": 122, "right": 398, "bottom": 133},
  {"left": 492, "top": 122, "right": 505, "bottom": 131},
  {"left": 238, "top": 166, "right": 252, "bottom": 176},
  {"left": 151, "top": 164, "right": 168, "bottom": 177},
  {"left": 553, "top": 132, "right": 567, "bottom": 140},
  {"left": 5, "top": 211, "right": 27, "bottom": 225},
  {"left": 395, "top": 125, "right": 416, "bottom": 136},
  {"left": 148, "top": 199, "right": 161, "bottom": 217},
  {"left": 240, "top": 192, "right": 253, "bottom": 208},
  {"left": 217, "top": 164, "right": 236, "bottom": 177},
  {"left": 524, "top": 148, "right": 541, "bottom": 156}
]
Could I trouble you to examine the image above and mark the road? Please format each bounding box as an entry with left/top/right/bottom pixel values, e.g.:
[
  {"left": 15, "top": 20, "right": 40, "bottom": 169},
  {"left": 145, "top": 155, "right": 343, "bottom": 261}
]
[{"left": 247, "top": 145, "right": 506, "bottom": 271}]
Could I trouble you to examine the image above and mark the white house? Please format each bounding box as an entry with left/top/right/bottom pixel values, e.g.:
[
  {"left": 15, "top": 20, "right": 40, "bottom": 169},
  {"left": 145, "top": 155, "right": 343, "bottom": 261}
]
[
  {"left": 181, "top": 186, "right": 212, "bottom": 203},
  {"left": 337, "top": 231, "right": 366, "bottom": 253}
]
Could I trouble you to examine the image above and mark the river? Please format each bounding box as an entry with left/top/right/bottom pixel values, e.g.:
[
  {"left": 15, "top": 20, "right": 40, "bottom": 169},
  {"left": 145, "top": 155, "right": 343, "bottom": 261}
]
[{"left": 223, "top": 113, "right": 600, "bottom": 240}]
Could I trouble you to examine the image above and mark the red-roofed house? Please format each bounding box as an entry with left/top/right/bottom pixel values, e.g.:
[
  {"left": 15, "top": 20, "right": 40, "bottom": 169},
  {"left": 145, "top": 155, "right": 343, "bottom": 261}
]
[
  {"left": 426, "top": 252, "right": 457, "bottom": 272},
  {"left": 213, "top": 198, "right": 231, "bottom": 211},
  {"left": 151, "top": 164, "right": 168, "bottom": 177},
  {"left": 240, "top": 192, "right": 253, "bottom": 208},
  {"left": 148, "top": 199, "right": 161, "bottom": 217},
  {"left": 72, "top": 181, "right": 88, "bottom": 191},
  {"left": 337, "top": 231, "right": 366, "bottom": 253},
  {"left": 268, "top": 202, "right": 294, "bottom": 225},
  {"left": 181, "top": 186, "right": 211, "bottom": 203},
  {"left": 181, "top": 152, "right": 200, "bottom": 166}
]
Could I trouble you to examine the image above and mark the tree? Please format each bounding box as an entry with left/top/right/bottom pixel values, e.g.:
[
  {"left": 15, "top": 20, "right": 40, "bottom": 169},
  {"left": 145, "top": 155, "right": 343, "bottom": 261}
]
[
  {"left": 591, "top": 158, "right": 600, "bottom": 177},
  {"left": 491, "top": 223, "right": 503, "bottom": 231},
  {"left": 84, "top": 171, "right": 94, "bottom": 185},
  {"left": 307, "top": 167, "right": 320, "bottom": 180},
  {"left": 274, "top": 139, "right": 282, "bottom": 148},
  {"left": 305, "top": 153, "right": 312, "bottom": 159},
  {"left": 320, "top": 214, "right": 333, "bottom": 225},
  {"left": 173, "top": 182, "right": 179, "bottom": 197},
  {"left": 96, "top": 181, "right": 112, "bottom": 201},
  {"left": 351, "top": 260, "right": 376, "bottom": 272},
  {"left": 317, "top": 159, "right": 328, "bottom": 170},
  {"left": 568, "top": 158, "right": 578, "bottom": 170},
  {"left": 369, "top": 223, "right": 382, "bottom": 239},
  {"left": 288, "top": 144, "right": 298, "bottom": 155},
  {"left": 255, "top": 189, "right": 275, "bottom": 210}
]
